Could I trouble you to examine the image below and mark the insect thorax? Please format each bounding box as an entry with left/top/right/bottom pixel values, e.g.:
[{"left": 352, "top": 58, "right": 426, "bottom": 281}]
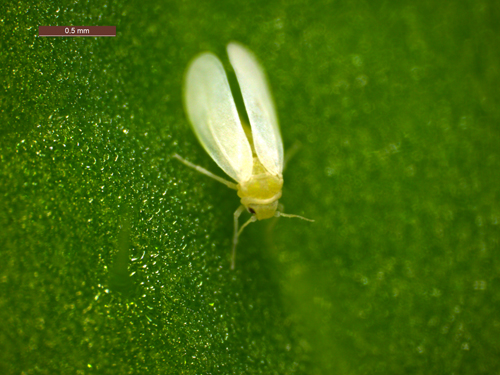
[{"left": 237, "top": 157, "right": 283, "bottom": 220}]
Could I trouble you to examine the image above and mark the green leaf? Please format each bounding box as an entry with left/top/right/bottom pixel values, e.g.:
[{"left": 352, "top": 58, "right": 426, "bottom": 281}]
[{"left": 2, "top": 1, "right": 499, "bottom": 373}]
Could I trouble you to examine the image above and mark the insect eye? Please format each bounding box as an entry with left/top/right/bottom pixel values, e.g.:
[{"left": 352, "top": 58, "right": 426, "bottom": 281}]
[{"left": 248, "top": 208, "right": 256, "bottom": 214}]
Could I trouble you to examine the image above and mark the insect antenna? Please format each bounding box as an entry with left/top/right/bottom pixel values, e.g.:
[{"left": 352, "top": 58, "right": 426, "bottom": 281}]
[{"left": 275, "top": 211, "right": 315, "bottom": 222}]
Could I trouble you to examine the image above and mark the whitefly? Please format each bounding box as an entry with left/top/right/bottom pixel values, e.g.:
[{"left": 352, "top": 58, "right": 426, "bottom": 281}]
[{"left": 174, "top": 42, "right": 313, "bottom": 269}]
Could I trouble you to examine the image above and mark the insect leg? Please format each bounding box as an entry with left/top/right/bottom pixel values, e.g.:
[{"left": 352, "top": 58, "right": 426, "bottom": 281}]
[
  {"left": 173, "top": 154, "right": 238, "bottom": 190},
  {"left": 231, "top": 205, "right": 246, "bottom": 270},
  {"left": 283, "top": 141, "right": 302, "bottom": 171}
]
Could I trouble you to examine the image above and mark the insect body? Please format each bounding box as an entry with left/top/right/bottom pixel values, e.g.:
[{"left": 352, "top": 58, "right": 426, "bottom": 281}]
[{"left": 175, "top": 42, "right": 312, "bottom": 269}]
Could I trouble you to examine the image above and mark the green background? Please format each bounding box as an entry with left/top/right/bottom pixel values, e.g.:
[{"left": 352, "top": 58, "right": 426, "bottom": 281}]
[{"left": 1, "top": 0, "right": 499, "bottom": 374}]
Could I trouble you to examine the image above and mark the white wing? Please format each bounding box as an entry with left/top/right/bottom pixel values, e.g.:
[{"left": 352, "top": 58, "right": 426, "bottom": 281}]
[
  {"left": 184, "top": 52, "right": 253, "bottom": 182},
  {"left": 227, "top": 42, "right": 284, "bottom": 176}
]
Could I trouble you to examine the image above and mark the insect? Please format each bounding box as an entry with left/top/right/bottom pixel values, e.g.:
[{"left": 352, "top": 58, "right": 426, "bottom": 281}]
[{"left": 174, "top": 42, "right": 313, "bottom": 269}]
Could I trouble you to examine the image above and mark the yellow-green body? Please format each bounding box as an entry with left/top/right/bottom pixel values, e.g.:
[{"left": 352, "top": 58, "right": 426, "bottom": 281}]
[
  {"left": 237, "top": 124, "right": 283, "bottom": 220},
  {"left": 237, "top": 156, "right": 283, "bottom": 220}
]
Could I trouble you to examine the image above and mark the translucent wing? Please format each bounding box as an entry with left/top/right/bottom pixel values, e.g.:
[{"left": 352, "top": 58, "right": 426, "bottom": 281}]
[
  {"left": 227, "top": 42, "right": 284, "bottom": 176},
  {"left": 184, "top": 52, "right": 253, "bottom": 182}
]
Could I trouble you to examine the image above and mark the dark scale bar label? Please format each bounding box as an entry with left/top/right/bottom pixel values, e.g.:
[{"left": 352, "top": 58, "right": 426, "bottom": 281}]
[{"left": 39, "top": 26, "right": 116, "bottom": 37}]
